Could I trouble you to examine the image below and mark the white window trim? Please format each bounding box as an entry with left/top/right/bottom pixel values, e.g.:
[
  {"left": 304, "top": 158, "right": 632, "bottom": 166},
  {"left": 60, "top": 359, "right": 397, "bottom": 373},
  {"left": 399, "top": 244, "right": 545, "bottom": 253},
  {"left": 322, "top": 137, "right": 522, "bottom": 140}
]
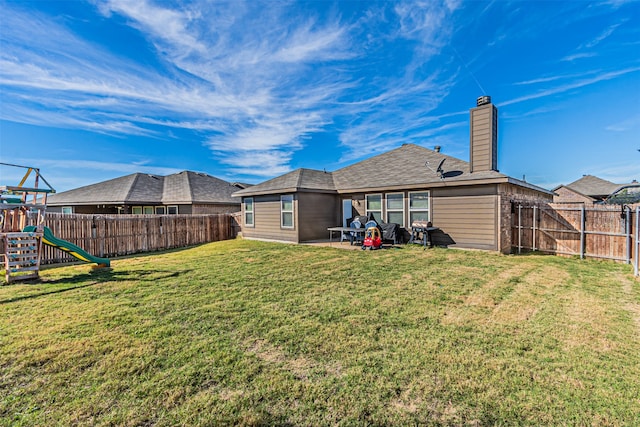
[
  {"left": 132, "top": 206, "right": 143, "bottom": 215},
  {"left": 167, "top": 205, "right": 178, "bottom": 215},
  {"left": 244, "top": 197, "right": 254, "bottom": 227},
  {"left": 281, "top": 195, "right": 294, "bottom": 229},
  {"left": 385, "top": 192, "right": 405, "bottom": 226},
  {"left": 143, "top": 206, "right": 154, "bottom": 215},
  {"left": 365, "top": 193, "right": 382, "bottom": 222},
  {"left": 155, "top": 206, "right": 166, "bottom": 215},
  {"left": 61, "top": 206, "right": 73, "bottom": 214},
  {"left": 408, "top": 191, "right": 431, "bottom": 224}
]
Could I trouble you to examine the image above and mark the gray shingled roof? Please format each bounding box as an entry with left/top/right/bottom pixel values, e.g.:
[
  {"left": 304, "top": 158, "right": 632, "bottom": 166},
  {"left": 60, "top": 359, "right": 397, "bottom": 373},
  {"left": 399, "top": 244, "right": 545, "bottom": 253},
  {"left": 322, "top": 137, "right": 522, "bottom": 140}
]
[
  {"left": 233, "top": 143, "right": 517, "bottom": 197},
  {"left": 127, "top": 173, "right": 165, "bottom": 203},
  {"left": 48, "top": 171, "right": 241, "bottom": 206},
  {"left": 563, "top": 175, "right": 622, "bottom": 198},
  {"left": 332, "top": 143, "right": 505, "bottom": 190},
  {"left": 233, "top": 168, "right": 336, "bottom": 196}
]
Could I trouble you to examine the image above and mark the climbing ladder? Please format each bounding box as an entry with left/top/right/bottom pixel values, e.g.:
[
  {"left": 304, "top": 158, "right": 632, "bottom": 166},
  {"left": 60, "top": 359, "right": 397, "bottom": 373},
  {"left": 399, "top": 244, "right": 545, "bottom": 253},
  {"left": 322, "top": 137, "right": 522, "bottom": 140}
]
[
  {"left": 1, "top": 163, "right": 55, "bottom": 284},
  {"left": 2, "top": 231, "right": 43, "bottom": 283}
]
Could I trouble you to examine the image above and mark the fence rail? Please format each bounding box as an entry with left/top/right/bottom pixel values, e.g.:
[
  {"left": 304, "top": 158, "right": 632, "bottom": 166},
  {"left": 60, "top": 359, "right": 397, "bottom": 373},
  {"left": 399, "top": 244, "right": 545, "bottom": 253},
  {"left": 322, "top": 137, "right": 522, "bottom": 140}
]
[
  {"left": 512, "top": 205, "right": 639, "bottom": 275},
  {"left": 2, "top": 212, "right": 237, "bottom": 265}
]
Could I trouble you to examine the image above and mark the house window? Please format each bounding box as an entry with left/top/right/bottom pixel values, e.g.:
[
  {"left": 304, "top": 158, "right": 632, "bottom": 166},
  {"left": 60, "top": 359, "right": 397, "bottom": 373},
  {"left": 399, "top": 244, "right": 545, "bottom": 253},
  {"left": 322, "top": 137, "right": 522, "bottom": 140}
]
[
  {"left": 281, "top": 195, "right": 294, "bottom": 228},
  {"left": 155, "top": 206, "right": 166, "bottom": 215},
  {"left": 167, "top": 206, "right": 178, "bottom": 215},
  {"left": 143, "top": 206, "right": 154, "bottom": 215},
  {"left": 132, "top": 206, "right": 143, "bottom": 214},
  {"left": 244, "top": 198, "right": 254, "bottom": 227},
  {"left": 386, "top": 193, "right": 404, "bottom": 226},
  {"left": 409, "top": 191, "right": 430, "bottom": 224},
  {"left": 366, "top": 194, "right": 382, "bottom": 222},
  {"left": 61, "top": 206, "right": 73, "bottom": 214}
]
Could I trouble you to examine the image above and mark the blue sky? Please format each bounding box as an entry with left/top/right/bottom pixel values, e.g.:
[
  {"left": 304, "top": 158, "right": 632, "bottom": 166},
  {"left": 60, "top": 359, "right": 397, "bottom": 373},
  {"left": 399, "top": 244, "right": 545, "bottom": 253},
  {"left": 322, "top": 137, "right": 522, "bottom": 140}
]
[{"left": 1, "top": 0, "right": 638, "bottom": 193}]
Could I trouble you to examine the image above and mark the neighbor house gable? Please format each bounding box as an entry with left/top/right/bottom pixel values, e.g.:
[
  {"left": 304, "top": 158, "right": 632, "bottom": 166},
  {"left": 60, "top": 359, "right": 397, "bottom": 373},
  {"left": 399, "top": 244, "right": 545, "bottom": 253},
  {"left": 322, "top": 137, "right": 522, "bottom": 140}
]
[
  {"left": 553, "top": 174, "right": 638, "bottom": 205},
  {"left": 563, "top": 175, "right": 620, "bottom": 199}
]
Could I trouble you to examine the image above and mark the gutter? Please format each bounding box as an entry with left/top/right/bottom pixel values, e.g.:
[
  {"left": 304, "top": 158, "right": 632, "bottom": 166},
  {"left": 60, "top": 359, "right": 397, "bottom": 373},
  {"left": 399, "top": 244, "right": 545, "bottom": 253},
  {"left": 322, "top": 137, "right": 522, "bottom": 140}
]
[
  {"left": 233, "top": 177, "right": 553, "bottom": 198},
  {"left": 232, "top": 187, "right": 338, "bottom": 197}
]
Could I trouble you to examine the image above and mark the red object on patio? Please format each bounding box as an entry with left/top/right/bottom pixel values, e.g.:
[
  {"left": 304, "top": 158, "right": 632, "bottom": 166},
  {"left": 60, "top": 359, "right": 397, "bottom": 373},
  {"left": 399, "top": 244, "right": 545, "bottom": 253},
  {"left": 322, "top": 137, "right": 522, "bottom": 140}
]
[{"left": 362, "top": 226, "right": 382, "bottom": 250}]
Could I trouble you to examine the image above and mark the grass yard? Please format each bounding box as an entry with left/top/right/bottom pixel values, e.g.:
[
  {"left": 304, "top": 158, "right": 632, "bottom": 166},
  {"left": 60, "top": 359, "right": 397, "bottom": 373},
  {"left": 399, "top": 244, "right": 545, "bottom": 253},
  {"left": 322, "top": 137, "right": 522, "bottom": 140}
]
[{"left": 1, "top": 239, "right": 639, "bottom": 426}]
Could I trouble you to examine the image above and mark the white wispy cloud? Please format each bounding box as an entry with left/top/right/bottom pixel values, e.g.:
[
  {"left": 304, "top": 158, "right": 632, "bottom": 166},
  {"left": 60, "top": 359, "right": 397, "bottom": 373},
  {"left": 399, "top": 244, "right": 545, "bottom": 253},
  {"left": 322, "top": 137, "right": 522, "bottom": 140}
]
[
  {"left": 500, "top": 67, "right": 640, "bottom": 107},
  {"left": 98, "top": 0, "right": 207, "bottom": 54},
  {"left": 0, "top": 0, "right": 467, "bottom": 180},
  {"left": 1, "top": 2, "right": 349, "bottom": 174},
  {"left": 334, "top": 1, "right": 461, "bottom": 161},
  {"left": 589, "top": 162, "right": 640, "bottom": 184},
  {"left": 91, "top": 0, "right": 359, "bottom": 175},
  {"left": 580, "top": 23, "right": 621, "bottom": 49},
  {"left": 33, "top": 159, "right": 183, "bottom": 176},
  {"left": 513, "top": 73, "right": 591, "bottom": 86},
  {"left": 221, "top": 151, "right": 294, "bottom": 177},
  {"left": 605, "top": 114, "right": 640, "bottom": 132},
  {"left": 562, "top": 52, "right": 598, "bottom": 62}
]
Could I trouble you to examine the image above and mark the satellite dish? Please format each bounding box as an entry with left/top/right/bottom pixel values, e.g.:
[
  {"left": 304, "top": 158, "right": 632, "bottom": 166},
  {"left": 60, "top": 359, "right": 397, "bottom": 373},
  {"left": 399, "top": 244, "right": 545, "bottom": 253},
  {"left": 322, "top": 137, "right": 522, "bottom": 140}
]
[
  {"left": 425, "top": 158, "right": 446, "bottom": 179},
  {"left": 436, "top": 159, "right": 445, "bottom": 178}
]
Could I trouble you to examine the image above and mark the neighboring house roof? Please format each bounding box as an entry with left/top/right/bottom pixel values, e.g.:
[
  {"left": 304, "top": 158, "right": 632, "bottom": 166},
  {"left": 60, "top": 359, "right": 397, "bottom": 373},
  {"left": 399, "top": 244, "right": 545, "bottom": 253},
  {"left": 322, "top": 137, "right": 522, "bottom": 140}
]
[
  {"left": 561, "top": 175, "right": 621, "bottom": 198},
  {"left": 231, "top": 182, "right": 252, "bottom": 189},
  {"left": 554, "top": 175, "right": 637, "bottom": 200},
  {"left": 233, "top": 143, "right": 551, "bottom": 197},
  {"left": 48, "top": 171, "right": 242, "bottom": 206}
]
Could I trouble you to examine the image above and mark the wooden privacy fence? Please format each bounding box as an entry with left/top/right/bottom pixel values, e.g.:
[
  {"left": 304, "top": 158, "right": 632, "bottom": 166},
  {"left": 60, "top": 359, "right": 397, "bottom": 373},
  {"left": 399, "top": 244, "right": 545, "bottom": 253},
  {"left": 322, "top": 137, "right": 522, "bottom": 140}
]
[
  {"left": 512, "top": 204, "right": 639, "bottom": 276},
  {"left": 1, "top": 212, "right": 237, "bottom": 265}
]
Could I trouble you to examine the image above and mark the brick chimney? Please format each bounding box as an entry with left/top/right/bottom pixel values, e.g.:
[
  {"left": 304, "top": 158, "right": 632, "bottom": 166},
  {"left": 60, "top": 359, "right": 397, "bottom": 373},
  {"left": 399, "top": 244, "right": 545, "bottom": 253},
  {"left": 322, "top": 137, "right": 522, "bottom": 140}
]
[{"left": 469, "top": 96, "right": 498, "bottom": 173}]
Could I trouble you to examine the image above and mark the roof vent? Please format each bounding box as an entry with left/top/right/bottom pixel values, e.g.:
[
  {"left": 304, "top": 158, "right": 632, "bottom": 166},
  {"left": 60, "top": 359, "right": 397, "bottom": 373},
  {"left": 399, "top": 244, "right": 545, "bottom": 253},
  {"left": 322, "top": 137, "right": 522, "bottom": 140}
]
[
  {"left": 434, "top": 145, "right": 441, "bottom": 153},
  {"left": 476, "top": 95, "right": 491, "bottom": 106}
]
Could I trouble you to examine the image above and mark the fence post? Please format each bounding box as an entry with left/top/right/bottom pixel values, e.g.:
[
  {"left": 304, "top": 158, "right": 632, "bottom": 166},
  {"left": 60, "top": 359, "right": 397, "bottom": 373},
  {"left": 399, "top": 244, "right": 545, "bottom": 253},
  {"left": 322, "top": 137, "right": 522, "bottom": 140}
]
[
  {"left": 635, "top": 206, "right": 639, "bottom": 277},
  {"left": 580, "top": 205, "right": 585, "bottom": 260},
  {"left": 625, "top": 206, "right": 631, "bottom": 265},
  {"left": 518, "top": 204, "right": 522, "bottom": 254},
  {"left": 532, "top": 205, "right": 537, "bottom": 252}
]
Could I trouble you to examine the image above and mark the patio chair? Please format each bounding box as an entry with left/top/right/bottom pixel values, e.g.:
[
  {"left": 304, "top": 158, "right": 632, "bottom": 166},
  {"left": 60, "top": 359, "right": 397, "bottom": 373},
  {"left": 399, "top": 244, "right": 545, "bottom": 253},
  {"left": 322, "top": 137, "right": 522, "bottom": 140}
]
[
  {"left": 340, "top": 228, "right": 350, "bottom": 243},
  {"left": 350, "top": 220, "right": 363, "bottom": 245},
  {"left": 340, "top": 217, "right": 353, "bottom": 243}
]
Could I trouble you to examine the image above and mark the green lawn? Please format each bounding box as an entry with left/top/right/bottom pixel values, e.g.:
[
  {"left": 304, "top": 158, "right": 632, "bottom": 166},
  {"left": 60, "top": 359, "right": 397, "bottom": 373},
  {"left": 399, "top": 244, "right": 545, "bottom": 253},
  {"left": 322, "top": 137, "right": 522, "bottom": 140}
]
[{"left": 1, "top": 239, "right": 639, "bottom": 426}]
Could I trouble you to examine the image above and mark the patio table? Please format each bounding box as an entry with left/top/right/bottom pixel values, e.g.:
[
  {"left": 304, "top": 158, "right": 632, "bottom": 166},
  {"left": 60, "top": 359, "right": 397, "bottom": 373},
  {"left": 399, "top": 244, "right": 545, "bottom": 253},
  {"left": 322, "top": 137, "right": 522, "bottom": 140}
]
[{"left": 327, "top": 226, "right": 366, "bottom": 245}]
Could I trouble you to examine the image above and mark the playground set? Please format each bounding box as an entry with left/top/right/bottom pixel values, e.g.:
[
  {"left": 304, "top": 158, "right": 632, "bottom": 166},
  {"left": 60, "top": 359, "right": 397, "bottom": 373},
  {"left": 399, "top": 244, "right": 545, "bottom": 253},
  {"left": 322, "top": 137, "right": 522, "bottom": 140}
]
[{"left": 1, "top": 163, "right": 109, "bottom": 284}]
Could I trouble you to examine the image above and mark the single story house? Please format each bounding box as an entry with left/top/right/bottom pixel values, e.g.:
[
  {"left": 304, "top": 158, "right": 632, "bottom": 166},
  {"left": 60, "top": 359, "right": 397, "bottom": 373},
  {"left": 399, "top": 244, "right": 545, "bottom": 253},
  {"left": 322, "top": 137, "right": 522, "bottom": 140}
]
[
  {"left": 553, "top": 175, "right": 638, "bottom": 206},
  {"left": 233, "top": 97, "right": 554, "bottom": 253},
  {"left": 48, "top": 171, "right": 247, "bottom": 215}
]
